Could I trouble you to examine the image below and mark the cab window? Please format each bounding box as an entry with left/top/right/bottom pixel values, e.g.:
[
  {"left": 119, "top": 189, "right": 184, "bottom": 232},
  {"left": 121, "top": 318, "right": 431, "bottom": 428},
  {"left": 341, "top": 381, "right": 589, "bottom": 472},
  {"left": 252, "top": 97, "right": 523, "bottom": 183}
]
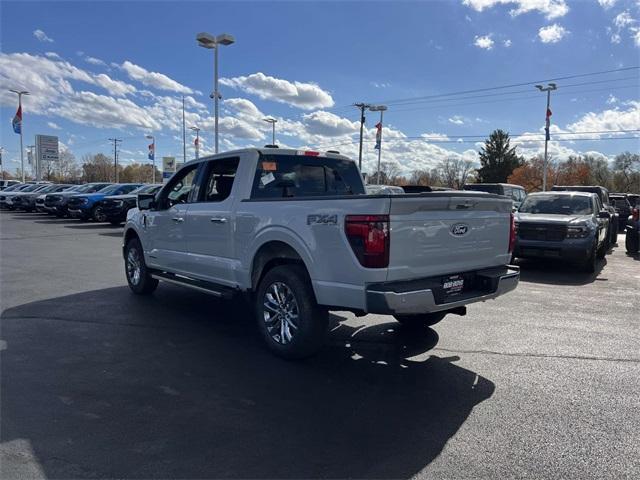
[
  {"left": 198, "top": 157, "right": 240, "bottom": 203},
  {"left": 158, "top": 163, "right": 199, "bottom": 209}
]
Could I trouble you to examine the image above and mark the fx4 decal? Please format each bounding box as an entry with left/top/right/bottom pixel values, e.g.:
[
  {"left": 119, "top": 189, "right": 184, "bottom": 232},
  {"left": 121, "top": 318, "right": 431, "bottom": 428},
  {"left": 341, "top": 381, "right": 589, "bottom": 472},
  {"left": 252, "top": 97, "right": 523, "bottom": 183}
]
[{"left": 307, "top": 214, "right": 338, "bottom": 225}]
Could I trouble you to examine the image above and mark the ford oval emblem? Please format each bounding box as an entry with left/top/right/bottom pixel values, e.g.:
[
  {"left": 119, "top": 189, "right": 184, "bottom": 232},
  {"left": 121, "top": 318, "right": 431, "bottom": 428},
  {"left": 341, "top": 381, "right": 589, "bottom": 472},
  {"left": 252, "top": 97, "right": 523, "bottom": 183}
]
[{"left": 451, "top": 223, "right": 469, "bottom": 236}]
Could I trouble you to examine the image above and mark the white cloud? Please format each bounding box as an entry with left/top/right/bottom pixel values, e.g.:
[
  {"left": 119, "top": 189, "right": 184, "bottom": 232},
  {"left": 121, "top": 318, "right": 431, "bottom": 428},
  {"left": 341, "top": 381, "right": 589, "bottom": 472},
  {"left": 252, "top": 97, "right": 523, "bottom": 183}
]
[
  {"left": 33, "top": 29, "right": 54, "bottom": 43},
  {"left": 120, "top": 60, "right": 193, "bottom": 94},
  {"left": 220, "top": 72, "right": 334, "bottom": 110},
  {"left": 606, "top": 94, "right": 618, "bottom": 104},
  {"left": 371, "top": 81, "right": 391, "bottom": 88},
  {"left": 538, "top": 24, "right": 569, "bottom": 43},
  {"left": 85, "top": 56, "right": 107, "bottom": 67},
  {"left": 614, "top": 10, "right": 635, "bottom": 29},
  {"left": 47, "top": 121, "right": 61, "bottom": 130},
  {"left": 463, "top": 0, "right": 569, "bottom": 20},
  {"left": 44, "top": 52, "right": 60, "bottom": 59},
  {"left": 611, "top": 33, "right": 622, "bottom": 43},
  {"left": 448, "top": 115, "right": 466, "bottom": 125},
  {"left": 302, "top": 111, "right": 359, "bottom": 137},
  {"left": 566, "top": 101, "right": 640, "bottom": 135},
  {"left": 503, "top": 39, "right": 513, "bottom": 47},
  {"left": 474, "top": 34, "right": 495, "bottom": 49},
  {"left": 633, "top": 27, "right": 640, "bottom": 46},
  {"left": 93, "top": 73, "right": 136, "bottom": 97},
  {"left": 598, "top": 0, "right": 617, "bottom": 9}
]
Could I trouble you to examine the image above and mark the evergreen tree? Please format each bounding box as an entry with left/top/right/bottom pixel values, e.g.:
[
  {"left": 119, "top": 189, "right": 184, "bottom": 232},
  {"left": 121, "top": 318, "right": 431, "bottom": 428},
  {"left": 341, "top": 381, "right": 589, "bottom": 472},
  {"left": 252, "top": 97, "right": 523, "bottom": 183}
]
[{"left": 476, "top": 130, "right": 523, "bottom": 183}]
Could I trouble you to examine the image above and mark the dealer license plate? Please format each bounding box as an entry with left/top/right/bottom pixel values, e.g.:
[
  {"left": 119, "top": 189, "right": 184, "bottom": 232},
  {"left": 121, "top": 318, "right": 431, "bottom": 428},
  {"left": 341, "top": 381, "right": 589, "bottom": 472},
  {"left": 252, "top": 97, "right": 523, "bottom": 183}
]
[{"left": 442, "top": 274, "right": 464, "bottom": 296}]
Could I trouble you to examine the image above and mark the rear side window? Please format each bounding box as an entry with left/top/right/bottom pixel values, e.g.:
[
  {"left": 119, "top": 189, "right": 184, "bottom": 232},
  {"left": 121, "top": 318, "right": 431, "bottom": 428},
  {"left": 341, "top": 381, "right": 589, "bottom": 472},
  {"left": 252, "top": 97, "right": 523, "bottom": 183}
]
[{"left": 251, "top": 155, "right": 365, "bottom": 198}]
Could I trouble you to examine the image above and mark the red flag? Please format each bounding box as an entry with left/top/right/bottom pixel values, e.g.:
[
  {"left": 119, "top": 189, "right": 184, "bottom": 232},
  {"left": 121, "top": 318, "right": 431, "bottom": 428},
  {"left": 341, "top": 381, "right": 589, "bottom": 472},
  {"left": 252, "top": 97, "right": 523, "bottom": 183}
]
[
  {"left": 194, "top": 137, "right": 199, "bottom": 147},
  {"left": 546, "top": 108, "right": 552, "bottom": 119}
]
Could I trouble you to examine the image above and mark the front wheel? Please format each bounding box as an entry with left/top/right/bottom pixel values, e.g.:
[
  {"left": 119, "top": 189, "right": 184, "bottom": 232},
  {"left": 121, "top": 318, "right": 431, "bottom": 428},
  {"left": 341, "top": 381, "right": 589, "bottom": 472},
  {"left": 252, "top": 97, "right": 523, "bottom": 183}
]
[
  {"left": 255, "top": 264, "right": 328, "bottom": 359},
  {"left": 92, "top": 205, "right": 106, "bottom": 222},
  {"left": 582, "top": 243, "right": 598, "bottom": 273},
  {"left": 394, "top": 312, "right": 447, "bottom": 328},
  {"left": 124, "top": 237, "right": 158, "bottom": 295}
]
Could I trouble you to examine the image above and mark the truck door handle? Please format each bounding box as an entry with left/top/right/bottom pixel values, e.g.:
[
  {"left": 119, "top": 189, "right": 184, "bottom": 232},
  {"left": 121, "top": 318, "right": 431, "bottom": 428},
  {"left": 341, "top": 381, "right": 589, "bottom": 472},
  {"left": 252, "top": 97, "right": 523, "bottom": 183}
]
[
  {"left": 172, "top": 217, "right": 184, "bottom": 223},
  {"left": 210, "top": 217, "right": 227, "bottom": 223}
]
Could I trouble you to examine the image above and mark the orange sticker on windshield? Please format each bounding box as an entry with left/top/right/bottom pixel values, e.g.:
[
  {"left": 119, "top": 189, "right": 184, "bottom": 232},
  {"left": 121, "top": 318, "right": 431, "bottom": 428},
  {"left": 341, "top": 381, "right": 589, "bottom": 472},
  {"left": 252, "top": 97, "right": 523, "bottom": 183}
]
[{"left": 262, "top": 161, "right": 277, "bottom": 171}]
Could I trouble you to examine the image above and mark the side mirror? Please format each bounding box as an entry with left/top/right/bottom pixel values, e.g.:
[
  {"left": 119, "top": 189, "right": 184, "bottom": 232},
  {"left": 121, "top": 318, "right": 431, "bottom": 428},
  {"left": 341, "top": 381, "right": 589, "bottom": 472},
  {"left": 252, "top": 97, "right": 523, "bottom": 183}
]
[
  {"left": 598, "top": 210, "right": 610, "bottom": 219},
  {"left": 137, "top": 193, "right": 156, "bottom": 210}
]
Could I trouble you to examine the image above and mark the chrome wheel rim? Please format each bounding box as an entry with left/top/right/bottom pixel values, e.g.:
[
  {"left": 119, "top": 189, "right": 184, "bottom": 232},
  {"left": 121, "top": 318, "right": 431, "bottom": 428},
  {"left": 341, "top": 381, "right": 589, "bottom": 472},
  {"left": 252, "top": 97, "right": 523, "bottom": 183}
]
[
  {"left": 126, "top": 248, "right": 142, "bottom": 285},
  {"left": 263, "top": 282, "right": 299, "bottom": 345},
  {"left": 95, "top": 207, "right": 106, "bottom": 222}
]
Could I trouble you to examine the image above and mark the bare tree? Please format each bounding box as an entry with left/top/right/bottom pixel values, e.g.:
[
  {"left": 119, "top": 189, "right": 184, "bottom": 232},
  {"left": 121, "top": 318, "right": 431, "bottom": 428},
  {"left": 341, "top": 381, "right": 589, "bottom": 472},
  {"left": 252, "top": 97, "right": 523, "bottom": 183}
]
[{"left": 437, "top": 157, "right": 474, "bottom": 189}]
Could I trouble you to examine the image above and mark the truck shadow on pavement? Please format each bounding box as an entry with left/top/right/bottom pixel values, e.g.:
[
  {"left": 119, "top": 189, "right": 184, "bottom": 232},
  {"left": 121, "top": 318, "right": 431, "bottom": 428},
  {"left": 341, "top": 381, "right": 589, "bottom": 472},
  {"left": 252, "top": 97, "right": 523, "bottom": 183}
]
[
  {"left": 1, "top": 285, "right": 494, "bottom": 479},
  {"left": 515, "top": 257, "right": 608, "bottom": 286}
]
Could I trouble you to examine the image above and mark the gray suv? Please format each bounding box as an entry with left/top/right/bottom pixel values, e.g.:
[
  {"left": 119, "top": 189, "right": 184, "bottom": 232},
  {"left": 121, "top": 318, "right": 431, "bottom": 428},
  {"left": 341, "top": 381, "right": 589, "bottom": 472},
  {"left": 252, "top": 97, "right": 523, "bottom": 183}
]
[{"left": 514, "top": 191, "right": 609, "bottom": 272}]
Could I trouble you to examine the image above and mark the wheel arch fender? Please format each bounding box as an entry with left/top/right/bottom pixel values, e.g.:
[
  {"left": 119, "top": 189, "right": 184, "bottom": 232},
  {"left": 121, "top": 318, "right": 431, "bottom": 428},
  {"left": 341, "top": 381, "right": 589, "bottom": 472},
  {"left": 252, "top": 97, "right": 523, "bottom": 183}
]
[{"left": 246, "top": 228, "right": 317, "bottom": 294}]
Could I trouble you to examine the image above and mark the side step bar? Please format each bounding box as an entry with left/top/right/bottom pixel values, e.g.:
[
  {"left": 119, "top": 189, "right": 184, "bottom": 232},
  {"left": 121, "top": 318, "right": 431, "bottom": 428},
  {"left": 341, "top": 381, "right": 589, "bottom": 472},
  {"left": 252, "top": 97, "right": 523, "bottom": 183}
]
[{"left": 150, "top": 271, "right": 236, "bottom": 299}]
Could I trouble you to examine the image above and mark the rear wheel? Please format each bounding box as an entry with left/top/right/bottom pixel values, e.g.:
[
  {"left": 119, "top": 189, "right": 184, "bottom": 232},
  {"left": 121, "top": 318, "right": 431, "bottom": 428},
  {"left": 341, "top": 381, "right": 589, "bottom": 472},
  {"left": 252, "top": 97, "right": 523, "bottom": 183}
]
[
  {"left": 626, "top": 228, "right": 639, "bottom": 254},
  {"left": 255, "top": 264, "right": 328, "bottom": 359},
  {"left": 394, "top": 312, "right": 447, "bottom": 328},
  {"left": 124, "top": 237, "right": 158, "bottom": 295}
]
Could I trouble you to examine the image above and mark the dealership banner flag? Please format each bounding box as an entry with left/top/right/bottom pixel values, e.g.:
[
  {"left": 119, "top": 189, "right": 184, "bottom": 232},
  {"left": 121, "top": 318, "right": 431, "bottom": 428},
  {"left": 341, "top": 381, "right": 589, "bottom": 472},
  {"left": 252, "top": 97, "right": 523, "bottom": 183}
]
[
  {"left": 374, "top": 122, "right": 382, "bottom": 150},
  {"left": 12, "top": 105, "right": 22, "bottom": 134},
  {"left": 545, "top": 108, "right": 552, "bottom": 141},
  {"left": 148, "top": 142, "right": 155, "bottom": 160}
]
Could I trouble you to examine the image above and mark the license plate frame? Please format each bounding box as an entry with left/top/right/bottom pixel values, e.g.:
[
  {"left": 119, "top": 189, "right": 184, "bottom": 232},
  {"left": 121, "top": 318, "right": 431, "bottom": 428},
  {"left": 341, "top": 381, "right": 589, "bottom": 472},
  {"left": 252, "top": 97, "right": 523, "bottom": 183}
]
[{"left": 442, "top": 274, "right": 464, "bottom": 296}]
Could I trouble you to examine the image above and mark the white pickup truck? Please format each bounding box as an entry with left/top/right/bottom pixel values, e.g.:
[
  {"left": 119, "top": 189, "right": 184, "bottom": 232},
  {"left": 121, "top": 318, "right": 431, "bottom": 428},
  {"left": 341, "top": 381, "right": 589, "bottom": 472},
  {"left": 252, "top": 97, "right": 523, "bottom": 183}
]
[{"left": 123, "top": 147, "right": 519, "bottom": 358}]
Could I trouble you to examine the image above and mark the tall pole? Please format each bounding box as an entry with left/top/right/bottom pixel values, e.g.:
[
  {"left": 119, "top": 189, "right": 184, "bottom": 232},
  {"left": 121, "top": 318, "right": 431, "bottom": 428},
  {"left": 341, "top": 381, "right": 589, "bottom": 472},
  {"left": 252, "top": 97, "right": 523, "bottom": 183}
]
[
  {"left": 27, "top": 145, "right": 36, "bottom": 180},
  {"left": 109, "top": 138, "right": 122, "bottom": 182},
  {"left": 182, "top": 95, "right": 187, "bottom": 163},
  {"left": 10, "top": 90, "right": 29, "bottom": 182},
  {"left": 195, "top": 130, "right": 200, "bottom": 159},
  {"left": 354, "top": 103, "right": 369, "bottom": 172},
  {"left": 543, "top": 89, "right": 551, "bottom": 192},
  {"left": 214, "top": 44, "right": 219, "bottom": 154},
  {"left": 535, "top": 83, "right": 557, "bottom": 191},
  {"left": 376, "top": 109, "right": 384, "bottom": 185},
  {"left": 271, "top": 122, "right": 275, "bottom": 145},
  {"left": 146, "top": 135, "right": 156, "bottom": 183},
  {"left": 0, "top": 147, "right": 4, "bottom": 181}
]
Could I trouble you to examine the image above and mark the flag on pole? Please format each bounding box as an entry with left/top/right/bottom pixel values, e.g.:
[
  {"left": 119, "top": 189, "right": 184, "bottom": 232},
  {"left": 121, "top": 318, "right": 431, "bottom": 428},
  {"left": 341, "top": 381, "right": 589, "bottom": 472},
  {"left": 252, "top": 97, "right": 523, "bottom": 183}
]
[
  {"left": 148, "top": 142, "right": 155, "bottom": 160},
  {"left": 194, "top": 137, "right": 199, "bottom": 147},
  {"left": 374, "top": 122, "right": 382, "bottom": 150},
  {"left": 545, "top": 108, "right": 552, "bottom": 141},
  {"left": 12, "top": 105, "right": 22, "bottom": 134}
]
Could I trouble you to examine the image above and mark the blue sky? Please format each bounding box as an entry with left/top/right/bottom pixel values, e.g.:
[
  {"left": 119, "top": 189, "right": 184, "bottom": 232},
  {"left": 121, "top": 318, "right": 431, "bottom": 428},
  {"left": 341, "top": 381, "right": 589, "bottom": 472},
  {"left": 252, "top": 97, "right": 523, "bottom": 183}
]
[{"left": 1, "top": 0, "right": 639, "bottom": 175}]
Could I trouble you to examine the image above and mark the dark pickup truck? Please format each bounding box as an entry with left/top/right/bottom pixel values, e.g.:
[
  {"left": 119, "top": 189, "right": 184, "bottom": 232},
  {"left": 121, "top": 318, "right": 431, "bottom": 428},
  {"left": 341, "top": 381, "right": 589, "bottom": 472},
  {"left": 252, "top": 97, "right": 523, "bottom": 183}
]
[{"left": 98, "top": 184, "right": 162, "bottom": 225}]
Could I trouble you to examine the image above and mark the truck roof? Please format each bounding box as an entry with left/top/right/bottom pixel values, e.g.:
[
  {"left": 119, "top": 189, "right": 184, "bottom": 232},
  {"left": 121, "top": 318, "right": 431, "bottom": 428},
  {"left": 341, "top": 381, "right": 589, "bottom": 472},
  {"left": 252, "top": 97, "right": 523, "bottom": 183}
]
[{"left": 183, "top": 147, "right": 353, "bottom": 166}]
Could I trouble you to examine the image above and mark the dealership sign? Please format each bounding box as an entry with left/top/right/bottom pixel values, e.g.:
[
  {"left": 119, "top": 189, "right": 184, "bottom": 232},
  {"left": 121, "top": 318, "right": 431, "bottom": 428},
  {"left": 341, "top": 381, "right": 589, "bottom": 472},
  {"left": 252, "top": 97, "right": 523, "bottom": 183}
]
[
  {"left": 162, "top": 156, "right": 176, "bottom": 183},
  {"left": 35, "top": 135, "right": 59, "bottom": 163}
]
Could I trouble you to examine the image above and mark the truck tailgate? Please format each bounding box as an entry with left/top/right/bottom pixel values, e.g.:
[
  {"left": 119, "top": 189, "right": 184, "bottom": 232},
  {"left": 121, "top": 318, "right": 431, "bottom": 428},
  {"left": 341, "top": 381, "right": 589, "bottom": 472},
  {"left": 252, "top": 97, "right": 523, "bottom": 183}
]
[{"left": 387, "top": 193, "right": 512, "bottom": 281}]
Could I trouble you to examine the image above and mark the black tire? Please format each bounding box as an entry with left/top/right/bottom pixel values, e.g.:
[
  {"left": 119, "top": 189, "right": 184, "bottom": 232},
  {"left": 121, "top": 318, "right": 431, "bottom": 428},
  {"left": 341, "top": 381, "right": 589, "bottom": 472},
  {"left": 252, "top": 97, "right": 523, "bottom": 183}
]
[
  {"left": 92, "top": 205, "right": 106, "bottom": 222},
  {"left": 626, "top": 229, "right": 639, "bottom": 254},
  {"left": 596, "top": 238, "right": 607, "bottom": 259},
  {"left": 124, "top": 237, "right": 158, "bottom": 295},
  {"left": 255, "top": 264, "right": 328, "bottom": 359},
  {"left": 582, "top": 243, "right": 597, "bottom": 273},
  {"left": 394, "top": 312, "right": 448, "bottom": 328}
]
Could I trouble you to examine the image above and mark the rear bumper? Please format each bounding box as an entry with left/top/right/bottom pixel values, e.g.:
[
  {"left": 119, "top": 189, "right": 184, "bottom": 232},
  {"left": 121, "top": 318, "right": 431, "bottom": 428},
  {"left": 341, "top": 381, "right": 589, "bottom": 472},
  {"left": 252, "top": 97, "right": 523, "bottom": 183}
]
[{"left": 365, "top": 266, "right": 519, "bottom": 315}]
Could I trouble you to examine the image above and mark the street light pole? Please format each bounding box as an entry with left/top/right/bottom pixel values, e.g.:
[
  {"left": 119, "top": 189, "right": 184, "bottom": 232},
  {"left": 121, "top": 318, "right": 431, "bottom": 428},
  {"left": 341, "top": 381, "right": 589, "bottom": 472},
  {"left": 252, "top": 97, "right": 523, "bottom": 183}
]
[
  {"left": 369, "top": 105, "right": 387, "bottom": 185},
  {"left": 353, "top": 103, "right": 370, "bottom": 172},
  {"left": 109, "top": 138, "right": 122, "bottom": 183},
  {"left": 190, "top": 126, "right": 200, "bottom": 159},
  {"left": 263, "top": 118, "right": 277, "bottom": 145},
  {"left": 197, "top": 32, "right": 235, "bottom": 154},
  {"left": 9, "top": 89, "right": 29, "bottom": 182},
  {"left": 146, "top": 135, "right": 156, "bottom": 183},
  {"left": 535, "top": 83, "right": 557, "bottom": 191}
]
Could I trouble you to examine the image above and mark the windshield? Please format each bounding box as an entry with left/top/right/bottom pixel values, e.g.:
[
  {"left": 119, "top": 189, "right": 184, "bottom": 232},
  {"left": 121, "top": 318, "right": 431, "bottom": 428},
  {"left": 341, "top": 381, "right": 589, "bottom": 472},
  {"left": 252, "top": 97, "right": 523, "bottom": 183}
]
[
  {"left": 97, "top": 184, "right": 121, "bottom": 195},
  {"left": 519, "top": 195, "right": 593, "bottom": 215},
  {"left": 35, "top": 184, "right": 60, "bottom": 194},
  {"left": 464, "top": 184, "right": 503, "bottom": 195},
  {"left": 133, "top": 184, "right": 162, "bottom": 194},
  {"left": 3, "top": 184, "right": 23, "bottom": 192},
  {"left": 21, "top": 184, "right": 46, "bottom": 192}
]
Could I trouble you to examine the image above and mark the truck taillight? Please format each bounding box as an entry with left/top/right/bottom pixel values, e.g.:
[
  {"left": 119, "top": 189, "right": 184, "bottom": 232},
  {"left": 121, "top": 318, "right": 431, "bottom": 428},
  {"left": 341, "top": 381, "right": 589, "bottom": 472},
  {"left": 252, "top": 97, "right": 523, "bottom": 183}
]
[
  {"left": 345, "top": 215, "right": 390, "bottom": 268},
  {"left": 633, "top": 208, "right": 639, "bottom": 222},
  {"left": 509, "top": 212, "right": 516, "bottom": 253}
]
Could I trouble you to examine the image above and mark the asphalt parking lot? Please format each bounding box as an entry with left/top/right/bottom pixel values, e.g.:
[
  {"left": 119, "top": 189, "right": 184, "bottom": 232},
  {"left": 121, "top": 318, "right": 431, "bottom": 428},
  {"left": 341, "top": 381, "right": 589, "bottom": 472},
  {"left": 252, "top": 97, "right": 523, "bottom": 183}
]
[{"left": 1, "top": 211, "right": 639, "bottom": 479}]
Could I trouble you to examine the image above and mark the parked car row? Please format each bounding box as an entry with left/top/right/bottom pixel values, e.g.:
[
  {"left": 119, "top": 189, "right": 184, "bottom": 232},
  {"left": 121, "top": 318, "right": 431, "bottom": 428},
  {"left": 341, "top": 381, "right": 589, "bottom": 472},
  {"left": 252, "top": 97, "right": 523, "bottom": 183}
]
[{"left": 1, "top": 181, "right": 162, "bottom": 225}]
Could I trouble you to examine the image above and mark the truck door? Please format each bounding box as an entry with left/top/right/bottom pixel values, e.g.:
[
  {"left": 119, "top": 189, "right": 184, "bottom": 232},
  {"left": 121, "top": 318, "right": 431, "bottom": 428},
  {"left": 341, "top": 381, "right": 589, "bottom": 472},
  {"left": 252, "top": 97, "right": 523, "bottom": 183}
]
[{"left": 182, "top": 156, "right": 240, "bottom": 286}]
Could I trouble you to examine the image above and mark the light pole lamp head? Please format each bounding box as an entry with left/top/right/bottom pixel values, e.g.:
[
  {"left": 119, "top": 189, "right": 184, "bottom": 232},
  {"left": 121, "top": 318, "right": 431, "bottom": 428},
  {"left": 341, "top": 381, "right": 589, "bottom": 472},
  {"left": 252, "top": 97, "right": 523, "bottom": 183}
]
[
  {"left": 535, "top": 84, "right": 544, "bottom": 91},
  {"left": 196, "top": 32, "right": 217, "bottom": 49},
  {"left": 189, "top": 126, "right": 200, "bottom": 132},
  {"left": 548, "top": 83, "right": 557, "bottom": 90},
  {"left": 263, "top": 117, "right": 277, "bottom": 124},
  {"left": 216, "top": 33, "right": 235, "bottom": 46},
  {"left": 145, "top": 135, "right": 154, "bottom": 140}
]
